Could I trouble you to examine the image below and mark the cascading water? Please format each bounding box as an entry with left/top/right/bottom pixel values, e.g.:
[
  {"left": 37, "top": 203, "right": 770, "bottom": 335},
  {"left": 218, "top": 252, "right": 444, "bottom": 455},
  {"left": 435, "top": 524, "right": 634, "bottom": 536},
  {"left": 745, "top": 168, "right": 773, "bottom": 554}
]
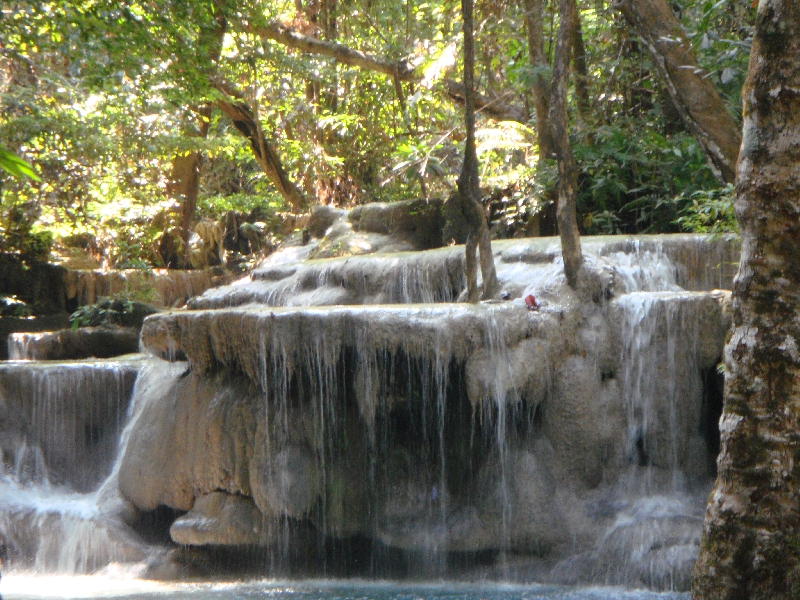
[
  {"left": 0, "top": 358, "right": 148, "bottom": 574},
  {"left": 0, "top": 234, "right": 738, "bottom": 599}
]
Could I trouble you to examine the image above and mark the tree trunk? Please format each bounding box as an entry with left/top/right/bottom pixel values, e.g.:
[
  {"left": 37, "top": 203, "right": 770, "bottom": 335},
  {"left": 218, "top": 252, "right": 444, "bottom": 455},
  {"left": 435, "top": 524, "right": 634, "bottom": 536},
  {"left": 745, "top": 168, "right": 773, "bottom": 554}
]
[
  {"left": 692, "top": 2, "right": 800, "bottom": 598},
  {"left": 165, "top": 10, "right": 226, "bottom": 267},
  {"left": 549, "top": 0, "right": 583, "bottom": 289},
  {"left": 212, "top": 79, "right": 307, "bottom": 211},
  {"left": 167, "top": 104, "right": 213, "bottom": 235},
  {"left": 614, "top": 0, "right": 741, "bottom": 184},
  {"left": 457, "top": 0, "right": 498, "bottom": 303},
  {"left": 522, "top": 0, "right": 554, "bottom": 158},
  {"left": 571, "top": 7, "right": 590, "bottom": 120}
]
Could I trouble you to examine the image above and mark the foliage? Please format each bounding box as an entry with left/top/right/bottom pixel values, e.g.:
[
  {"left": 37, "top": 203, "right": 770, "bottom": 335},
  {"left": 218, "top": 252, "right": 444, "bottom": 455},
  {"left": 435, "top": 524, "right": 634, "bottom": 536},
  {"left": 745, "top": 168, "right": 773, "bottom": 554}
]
[
  {"left": 69, "top": 296, "right": 158, "bottom": 329},
  {"left": 0, "top": 0, "right": 752, "bottom": 265},
  {"left": 673, "top": 183, "right": 737, "bottom": 234},
  {"left": 573, "top": 123, "right": 719, "bottom": 234},
  {"left": 0, "top": 146, "right": 40, "bottom": 180}
]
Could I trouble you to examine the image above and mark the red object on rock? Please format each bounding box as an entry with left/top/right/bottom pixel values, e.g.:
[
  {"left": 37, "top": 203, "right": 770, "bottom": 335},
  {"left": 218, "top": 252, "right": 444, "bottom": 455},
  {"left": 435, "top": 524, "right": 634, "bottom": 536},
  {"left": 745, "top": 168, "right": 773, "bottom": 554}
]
[{"left": 524, "top": 294, "right": 539, "bottom": 311}]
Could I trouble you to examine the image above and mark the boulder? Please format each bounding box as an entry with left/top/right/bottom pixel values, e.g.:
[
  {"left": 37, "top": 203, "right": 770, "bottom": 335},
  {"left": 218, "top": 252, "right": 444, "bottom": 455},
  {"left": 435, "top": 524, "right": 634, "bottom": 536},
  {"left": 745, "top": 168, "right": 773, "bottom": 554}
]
[
  {"left": 170, "top": 492, "right": 268, "bottom": 546},
  {"left": 250, "top": 445, "right": 320, "bottom": 519}
]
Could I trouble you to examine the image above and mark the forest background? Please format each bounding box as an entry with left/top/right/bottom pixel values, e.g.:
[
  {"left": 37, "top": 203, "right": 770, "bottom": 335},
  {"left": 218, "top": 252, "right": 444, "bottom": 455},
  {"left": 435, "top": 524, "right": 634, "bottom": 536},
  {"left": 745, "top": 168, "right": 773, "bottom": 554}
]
[{"left": 0, "top": 0, "right": 752, "bottom": 270}]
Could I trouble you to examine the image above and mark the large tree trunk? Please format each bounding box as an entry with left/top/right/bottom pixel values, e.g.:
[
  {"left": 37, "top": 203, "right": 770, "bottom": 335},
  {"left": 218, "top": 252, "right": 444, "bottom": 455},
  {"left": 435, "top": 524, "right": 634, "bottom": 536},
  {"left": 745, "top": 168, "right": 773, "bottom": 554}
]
[
  {"left": 614, "top": 0, "right": 741, "bottom": 184},
  {"left": 549, "top": 0, "right": 583, "bottom": 289},
  {"left": 457, "top": 0, "right": 498, "bottom": 303},
  {"left": 212, "top": 79, "right": 307, "bottom": 211},
  {"left": 692, "top": 2, "right": 800, "bottom": 598}
]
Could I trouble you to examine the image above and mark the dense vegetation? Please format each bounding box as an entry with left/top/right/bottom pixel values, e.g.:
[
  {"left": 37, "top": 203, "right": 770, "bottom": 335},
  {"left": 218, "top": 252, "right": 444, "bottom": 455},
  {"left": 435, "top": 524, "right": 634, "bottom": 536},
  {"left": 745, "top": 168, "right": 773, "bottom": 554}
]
[{"left": 0, "top": 0, "right": 752, "bottom": 268}]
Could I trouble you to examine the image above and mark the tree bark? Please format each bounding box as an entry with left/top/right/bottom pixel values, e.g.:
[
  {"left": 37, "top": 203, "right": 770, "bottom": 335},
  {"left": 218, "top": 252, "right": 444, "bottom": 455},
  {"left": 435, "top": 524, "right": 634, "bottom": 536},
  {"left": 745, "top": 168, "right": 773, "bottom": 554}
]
[
  {"left": 457, "top": 0, "right": 498, "bottom": 303},
  {"left": 571, "top": 7, "right": 590, "bottom": 120},
  {"left": 212, "top": 78, "right": 307, "bottom": 211},
  {"left": 522, "top": 0, "right": 554, "bottom": 158},
  {"left": 549, "top": 0, "right": 583, "bottom": 289},
  {"left": 692, "top": 2, "right": 800, "bottom": 598},
  {"left": 167, "top": 105, "right": 213, "bottom": 234},
  {"left": 614, "top": 0, "right": 742, "bottom": 184}
]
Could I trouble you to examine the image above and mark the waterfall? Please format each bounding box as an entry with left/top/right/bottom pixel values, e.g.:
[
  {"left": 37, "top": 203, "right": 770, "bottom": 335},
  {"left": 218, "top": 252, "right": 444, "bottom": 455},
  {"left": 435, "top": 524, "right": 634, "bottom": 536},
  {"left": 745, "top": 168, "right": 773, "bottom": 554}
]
[
  {"left": 0, "top": 358, "right": 149, "bottom": 574},
  {"left": 0, "top": 234, "right": 736, "bottom": 592}
]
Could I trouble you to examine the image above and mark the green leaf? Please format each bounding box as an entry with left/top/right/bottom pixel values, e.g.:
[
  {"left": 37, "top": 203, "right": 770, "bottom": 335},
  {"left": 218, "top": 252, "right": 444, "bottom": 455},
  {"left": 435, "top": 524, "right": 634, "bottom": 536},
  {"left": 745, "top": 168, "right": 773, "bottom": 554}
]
[{"left": 0, "top": 147, "right": 42, "bottom": 181}]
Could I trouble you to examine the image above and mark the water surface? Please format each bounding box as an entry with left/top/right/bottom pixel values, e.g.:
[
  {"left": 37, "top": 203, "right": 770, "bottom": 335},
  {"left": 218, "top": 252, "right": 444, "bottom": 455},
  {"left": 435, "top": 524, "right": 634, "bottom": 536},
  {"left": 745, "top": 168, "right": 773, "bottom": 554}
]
[{"left": 0, "top": 577, "right": 689, "bottom": 600}]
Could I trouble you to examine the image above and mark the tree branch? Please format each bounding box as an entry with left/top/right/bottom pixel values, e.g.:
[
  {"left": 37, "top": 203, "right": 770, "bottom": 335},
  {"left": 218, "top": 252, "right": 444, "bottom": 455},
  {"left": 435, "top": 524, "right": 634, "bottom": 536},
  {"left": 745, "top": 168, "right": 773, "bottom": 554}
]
[
  {"left": 443, "top": 79, "right": 527, "bottom": 123},
  {"left": 614, "top": 0, "right": 741, "bottom": 184},
  {"left": 211, "top": 77, "right": 307, "bottom": 211},
  {"left": 243, "top": 20, "right": 531, "bottom": 128},
  {"left": 243, "top": 21, "right": 416, "bottom": 81}
]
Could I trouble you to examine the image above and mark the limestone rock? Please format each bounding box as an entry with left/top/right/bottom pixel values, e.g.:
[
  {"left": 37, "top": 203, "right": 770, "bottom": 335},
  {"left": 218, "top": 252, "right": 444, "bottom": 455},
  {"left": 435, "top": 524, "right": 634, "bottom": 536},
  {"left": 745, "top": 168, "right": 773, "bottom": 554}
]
[
  {"left": 348, "top": 198, "right": 445, "bottom": 250},
  {"left": 118, "top": 369, "right": 259, "bottom": 511},
  {"left": 466, "top": 334, "right": 557, "bottom": 410},
  {"left": 250, "top": 445, "right": 320, "bottom": 519},
  {"left": 170, "top": 492, "right": 267, "bottom": 546},
  {"left": 315, "top": 458, "right": 371, "bottom": 538},
  {"left": 307, "top": 199, "right": 445, "bottom": 259},
  {"left": 8, "top": 326, "right": 139, "bottom": 360},
  {"left": 476, "top": 445, "right": 568, "bottom": 551},
  {"left": 307, "top": 205, "right": 346, "bottom": 238},
  {"left": 544, "top": 355, "right": 625, "bottom": 488}
]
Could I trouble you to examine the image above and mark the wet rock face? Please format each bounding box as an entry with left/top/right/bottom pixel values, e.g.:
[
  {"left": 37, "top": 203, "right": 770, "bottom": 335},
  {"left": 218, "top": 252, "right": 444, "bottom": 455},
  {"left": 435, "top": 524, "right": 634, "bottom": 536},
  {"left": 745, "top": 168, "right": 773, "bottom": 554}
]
[
  {"left": 251, "top": 446, "right": 320, "bottom": 518},
  {"left": 129, "top": 236, "right": 735, "bottom": 589},
  {"left": 303, "top": 199, "right": 446, "bottom": 259},
  {"left": 118, "top": 371, "right": 260, "bottom": 512}
]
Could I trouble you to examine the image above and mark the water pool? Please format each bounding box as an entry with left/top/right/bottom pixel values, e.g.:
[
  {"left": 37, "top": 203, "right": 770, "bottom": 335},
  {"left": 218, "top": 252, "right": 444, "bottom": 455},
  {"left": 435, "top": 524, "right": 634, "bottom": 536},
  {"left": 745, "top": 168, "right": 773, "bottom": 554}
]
[{"left": 0, "top": 577, "right": 689, "bottom": 600}]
